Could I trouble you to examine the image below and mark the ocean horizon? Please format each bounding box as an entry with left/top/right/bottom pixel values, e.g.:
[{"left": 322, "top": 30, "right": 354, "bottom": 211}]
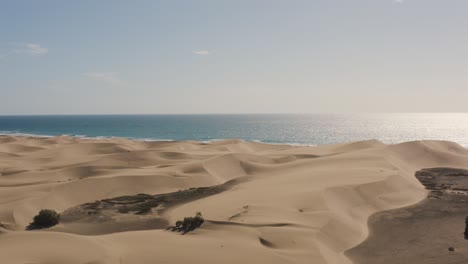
[{"left": 1, "top": 113, "right": 468, "bottom": 147}]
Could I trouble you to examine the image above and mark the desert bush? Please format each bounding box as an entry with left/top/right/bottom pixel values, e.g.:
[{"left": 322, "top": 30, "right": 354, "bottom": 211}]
[
  {"left": 169, "top": 212, "right": 204, "bottom": 234},
  {"left": 27, "top": 209, "right": 60, "bottom": 230}
]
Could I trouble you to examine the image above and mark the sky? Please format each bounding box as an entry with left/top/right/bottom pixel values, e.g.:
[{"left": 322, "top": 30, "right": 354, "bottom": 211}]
[{"left": 1, "top": 0, "right": 467, "bottom": 114}]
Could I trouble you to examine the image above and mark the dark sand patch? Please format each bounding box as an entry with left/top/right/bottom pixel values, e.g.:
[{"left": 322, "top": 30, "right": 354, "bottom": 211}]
[
  {"left": 346, "top": 168, "right": 468, "bottom": 264},
  {"left": 51, "top": 177, "right": 246, "bottom": 235}
]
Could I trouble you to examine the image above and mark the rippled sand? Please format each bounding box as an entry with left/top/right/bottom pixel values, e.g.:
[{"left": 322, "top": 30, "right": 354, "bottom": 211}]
[{"left": 1, "top": 135, "right": 468, "bottom": 264}]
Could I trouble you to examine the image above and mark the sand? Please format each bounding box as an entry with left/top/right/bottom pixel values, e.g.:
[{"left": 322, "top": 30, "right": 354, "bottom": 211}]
[
  {"left": 346, "top": 167, "right": 468, "bottom": 264},
  {"left": 1, "top": 135, "right": 468, "bottom": 264}
]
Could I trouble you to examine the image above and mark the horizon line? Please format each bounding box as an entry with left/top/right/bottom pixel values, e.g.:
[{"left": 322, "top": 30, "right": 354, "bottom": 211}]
[{"left": 1, "top": 112, "right": 468, "bottom": 116}]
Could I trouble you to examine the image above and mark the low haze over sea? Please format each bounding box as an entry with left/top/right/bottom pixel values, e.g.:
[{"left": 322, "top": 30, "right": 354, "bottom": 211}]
[{"left": 1, "top": 113, "right": 468, "bottom": 147}]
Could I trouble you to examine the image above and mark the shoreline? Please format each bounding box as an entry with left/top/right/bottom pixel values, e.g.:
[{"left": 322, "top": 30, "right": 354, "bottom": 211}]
[
  {"left": 0, "top": 133, "right": 320, "bottom": 146},
  {"left": 2, "top": 132, "right": 467, "bottom": 149}
]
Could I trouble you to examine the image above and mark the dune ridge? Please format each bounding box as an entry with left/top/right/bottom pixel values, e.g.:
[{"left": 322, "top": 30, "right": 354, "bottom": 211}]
[{"left": 1, "top": 135, "right": 468, "bottom": 264}]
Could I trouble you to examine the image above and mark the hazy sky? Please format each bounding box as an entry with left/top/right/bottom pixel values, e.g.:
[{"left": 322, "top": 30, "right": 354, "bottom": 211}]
[{"left": 1, "top": 0, "right": 467, "bottom": 114}]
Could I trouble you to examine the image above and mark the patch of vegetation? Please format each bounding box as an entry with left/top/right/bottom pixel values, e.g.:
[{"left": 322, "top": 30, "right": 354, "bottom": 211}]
[
  {"left": 27, "top": 209, "right": 60, "bottom": 230},
  {"left": 58, "top": 178, "right": 244, "bottom": 232},
  {"left": 134, "top": 200, "right": 160, "bottom": 215},
  {"left": 117, "top": 206, "right": 131, "bottom": 214},
  {"left": 82, "top": 186, "right": 224, "bottom": 217},
  {"left": 168, "top": 212, "right": 204, "bottom": 234},
  {"left": 465, "top": 216, "right": 468, "bottom": 240}
]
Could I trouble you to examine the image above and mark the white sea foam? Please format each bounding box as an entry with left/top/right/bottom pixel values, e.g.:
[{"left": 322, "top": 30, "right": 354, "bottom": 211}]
[
  {"left": 0, "top": 131, "right": 176, "bottom": 143},
  {"left": 0, "top": 131, "right": 56, "bottom": 138},
  {"left": 0, "top": 132, "right": 315, "bottom": 146}
]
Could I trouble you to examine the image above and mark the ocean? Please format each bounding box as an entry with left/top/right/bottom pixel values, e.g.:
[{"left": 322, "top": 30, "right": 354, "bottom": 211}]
[{"left": 1, "top": 113, "right": 468, "bottom": 147}]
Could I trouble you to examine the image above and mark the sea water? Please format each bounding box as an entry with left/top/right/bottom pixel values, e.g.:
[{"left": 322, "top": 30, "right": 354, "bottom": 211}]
[{"left": 1, "top": 113, "right": 468, "bottom": 147}]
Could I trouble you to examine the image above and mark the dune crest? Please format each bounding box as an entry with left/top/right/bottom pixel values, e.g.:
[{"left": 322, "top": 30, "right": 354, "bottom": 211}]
[{"left": 1, "top": 135, "right": 468, "bottom": 264}]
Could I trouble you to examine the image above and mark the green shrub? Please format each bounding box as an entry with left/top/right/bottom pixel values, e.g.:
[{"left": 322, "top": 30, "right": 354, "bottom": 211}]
[
  {"left": 169, "top": 212, "right": 204, "bottom": 234},
  {"left": 27, "top": 209, "right": 60, "bottom": 230}
]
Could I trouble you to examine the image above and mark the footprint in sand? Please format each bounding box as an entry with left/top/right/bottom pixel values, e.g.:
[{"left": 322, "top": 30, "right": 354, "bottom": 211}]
[{"left": 228, "top": 205, "right": 249, "bottom": 221}]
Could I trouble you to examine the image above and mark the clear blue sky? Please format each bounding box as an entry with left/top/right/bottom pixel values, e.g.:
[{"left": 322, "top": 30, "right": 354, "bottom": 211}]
[{"left": 1, "top": 0, "right": 467, "bottom": 114}]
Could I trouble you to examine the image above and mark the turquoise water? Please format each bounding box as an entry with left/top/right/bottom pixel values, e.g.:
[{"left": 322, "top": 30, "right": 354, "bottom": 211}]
[{"left": 1, "top": 114, "right": 468, "bottom": 146}]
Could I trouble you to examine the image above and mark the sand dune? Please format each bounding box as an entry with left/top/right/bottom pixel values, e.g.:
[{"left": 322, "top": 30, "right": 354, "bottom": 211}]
[
  {"left": 347, "top": 167, "right": 468, "bottom": 263},
  {"left": 1, "top": 135, "right": 468, "bottom": 264}
]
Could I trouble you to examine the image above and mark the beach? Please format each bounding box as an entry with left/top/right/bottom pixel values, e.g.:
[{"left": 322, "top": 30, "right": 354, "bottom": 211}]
[{"left": 1, "top": 135, "right": 468, "bottom": 263}]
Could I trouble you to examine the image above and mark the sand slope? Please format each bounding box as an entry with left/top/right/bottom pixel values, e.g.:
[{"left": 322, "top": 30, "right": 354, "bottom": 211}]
[{"left": 1, "top": 135, "right": 468, "bottom": 264}]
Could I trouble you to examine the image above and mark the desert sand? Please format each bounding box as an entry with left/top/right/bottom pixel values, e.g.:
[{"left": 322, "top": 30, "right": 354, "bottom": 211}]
[
  {"left": 1, "top": 135, "right": 468, "bottom": 264},
  {"left": 347, "top": 167, "right": 468, "bottom": 263}
]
